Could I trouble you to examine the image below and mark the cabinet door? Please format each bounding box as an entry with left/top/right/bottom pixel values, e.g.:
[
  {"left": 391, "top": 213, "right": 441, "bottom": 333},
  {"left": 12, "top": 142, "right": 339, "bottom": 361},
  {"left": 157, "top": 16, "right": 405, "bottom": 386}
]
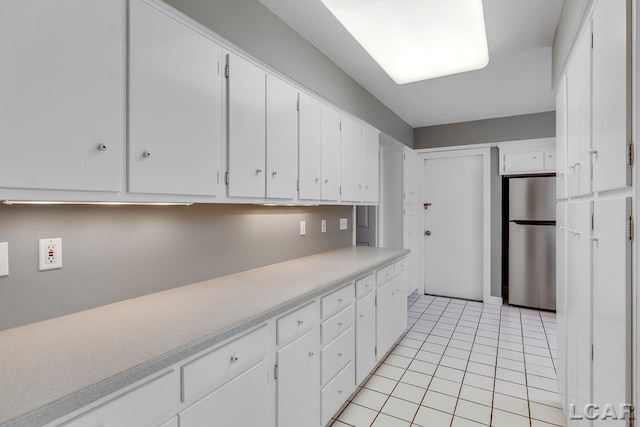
[
  {"left": 321, "top": 105, "right": 341, "bottom": 201},
  {"left": 179, "top": 360, "right": 270, "bottom": 427},
  {"left": 394, "top": 272, "right": 408, "bottom": 337},
  {"left": 340, "top": 116, "right": 363, "bottom": 202},
  {"left": 555, "top": 203, "right": 568, "bottom": 411},
  {"left": 592, "top": 0, "right": 631, "bottom": 192},
  {"left": 0, "top": 0, "right": 124, "bottom": 192},
  {"left": 227, "top": 53, "right": 266, "bottom": 198},
  {"left": 362, "top": 127, "right": 380, "bottom": 204},
  {"left": 277, "top": 329, "right": 320, "bottom": 427},
  {"left": 566, "top": 26, "right": 592, "bottom": 197},
  {"left": 503, "top": 151, "right": 544, "bottom": 174},
  {"left": 376, "top": 279, "right": 397, "bottom": 359},
  {"left": 592, "top": 197, "right": 632, "bottom": 426},
  {"left": 298, "top": 93, "right": 322, "bottom": 200},
  {"left": 266, "top": 75, "right": 298, "bottom": 199},
  {"left": 567, "top": 201, "right": 592, "bottom": 422},
  {"left": 355, "top": 293, "right": 376, "bottom": 385},
  {"left": 556, "top": 76, "right": 568, "bottom": 199},
  {"left": 129, "top": 0, "right": 221, "bottom": 196}
]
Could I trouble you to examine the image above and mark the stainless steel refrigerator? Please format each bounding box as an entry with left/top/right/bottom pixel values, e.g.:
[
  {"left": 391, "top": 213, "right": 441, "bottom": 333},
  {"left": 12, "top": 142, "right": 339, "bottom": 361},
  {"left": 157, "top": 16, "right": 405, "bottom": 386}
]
[{"left": 508, "top": 176, "right": 556, "bottom": 310}]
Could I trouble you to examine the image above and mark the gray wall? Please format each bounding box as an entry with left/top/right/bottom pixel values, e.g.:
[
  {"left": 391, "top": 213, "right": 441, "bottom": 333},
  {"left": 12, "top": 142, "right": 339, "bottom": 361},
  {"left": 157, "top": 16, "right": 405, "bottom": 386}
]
[
  {"left": 552, "top": 0, "right": 592, "bottom": 86},
  {"left": 0, "top": 204, "right": 352, "bottom": 330},
  {"left": 164, "top": 0, "right": 414, "bottom": 147},
  {"left": 414, "top": 112, "right": 556, "bottom": 150}
]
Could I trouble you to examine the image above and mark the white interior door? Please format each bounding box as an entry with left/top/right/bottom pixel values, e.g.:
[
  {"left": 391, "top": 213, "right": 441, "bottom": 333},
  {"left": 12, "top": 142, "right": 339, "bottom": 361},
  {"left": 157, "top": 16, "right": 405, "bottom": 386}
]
[{"left": 422, "top": 151, "right": 485, "bottom": 301}]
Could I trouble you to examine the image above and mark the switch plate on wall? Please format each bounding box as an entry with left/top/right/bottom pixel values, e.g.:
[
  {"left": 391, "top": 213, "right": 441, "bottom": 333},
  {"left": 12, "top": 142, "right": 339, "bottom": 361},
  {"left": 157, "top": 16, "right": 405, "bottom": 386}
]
[
  {"left": 299, "top": 221, "right": 306, "bottom": 236},
  {"left": 339, "top": 218, "right": 348, "bottom": 230},
  {"left": 0, "top": 242, "right": 8, "bottom": 277},
  {"left": 321, "top": 220, "right": 327, "bottom": 233},
  {"left": 39, "top": 238, "right": 62, "bottom": 271}
]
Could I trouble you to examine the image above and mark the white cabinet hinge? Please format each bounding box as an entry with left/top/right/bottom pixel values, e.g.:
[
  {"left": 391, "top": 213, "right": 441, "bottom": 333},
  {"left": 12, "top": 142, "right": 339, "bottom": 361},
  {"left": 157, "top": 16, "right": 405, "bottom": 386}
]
[
  {"left": 225, "top": 171, "right": 229, "bottom": 185},
  {"left": 274, "top": 364, "right": 278, "bottom": 380},
  {"left": 591, "top": 345, "right": 594, "bottom": 360},
  {"left": 629, "top": 143, "right": 634, "bottom": 167},
  {"left": 629, "top": 216, "right": 634, "bottom": 241},
  {"left": 591, "top": 213, "right": 595, "bottom": 231},
  {"left": 217, "top": 171, "right": 220, "bottom": 185},
  {"left": 296, "top": 180, "right": 299, "bottom": 191},
  {"left": 503, "top": 155, "right": 506, "bottom": 172},
  {"left": 375, "top": 296, "right": 377, "bottom": 306},
  {"left": 339, "top": 186, "right": 342, "bottom": 195},
  {"left": 591, "top": 32, "right": 594, "bottom": 48},
  {"left": 339, "top": 121, "right": 342, "bottom": 131},
  {"left": 224, "top": 64, "right": 229, "bottom": 78},
  {"left": 375, "top": 346, "right": 377, "bottom": 357},
  {"left": 296, "top": 99, "right": 300, "bottom": 112}
]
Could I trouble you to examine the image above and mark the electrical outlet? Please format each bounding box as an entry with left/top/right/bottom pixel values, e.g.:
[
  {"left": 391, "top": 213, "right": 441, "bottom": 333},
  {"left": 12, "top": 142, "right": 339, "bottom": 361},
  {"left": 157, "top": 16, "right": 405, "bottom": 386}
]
[
  {"left": 0, "top": 242, "right": 8, "bottom": 277},
  {"left": 299, "top": 220, "right": 306, "bottom": 236},
  {"left": 39, "top": 238, "right": 62, "bottom": 271},
  {"left": 321, "top": 220, "right": 327, "bottom": 233},
  {"left": 339, "top": 218, "right": 348, "bottom": 230}
]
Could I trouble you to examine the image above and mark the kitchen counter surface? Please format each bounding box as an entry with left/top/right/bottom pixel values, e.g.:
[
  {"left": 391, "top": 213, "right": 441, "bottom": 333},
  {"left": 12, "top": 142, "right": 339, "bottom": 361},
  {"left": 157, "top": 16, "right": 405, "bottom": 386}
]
[{"left": 0, "top": 246, "right": 409, "bottom": 426}]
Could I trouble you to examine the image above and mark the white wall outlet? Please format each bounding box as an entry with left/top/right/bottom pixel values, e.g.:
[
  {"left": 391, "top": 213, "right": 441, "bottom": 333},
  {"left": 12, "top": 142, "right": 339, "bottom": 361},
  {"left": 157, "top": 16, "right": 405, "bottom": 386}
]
[
  {"left": 299, "top": 220, "right": 306, "bottom": 236},
  {"left": 0, "top": 242, "right": 8, "bottom": 277},
  {"left": 321, "top": 220, "right": 327, "bottom": 233},
  {"left": 39, "top": 238, "right": 62, "bottom": 271},
  {"left": 339, "top": 218, "right": 348, "bottom": 230}
]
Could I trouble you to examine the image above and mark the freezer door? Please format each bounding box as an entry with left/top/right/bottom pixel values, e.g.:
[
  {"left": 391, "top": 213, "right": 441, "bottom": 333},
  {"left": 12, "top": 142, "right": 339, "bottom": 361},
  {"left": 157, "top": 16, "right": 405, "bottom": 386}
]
[
  {"left": 509, "top": 176, "right": 556, "bottom": 221},
  {"left": 508, "top": 223, "right": 556, "bottom": 310}
]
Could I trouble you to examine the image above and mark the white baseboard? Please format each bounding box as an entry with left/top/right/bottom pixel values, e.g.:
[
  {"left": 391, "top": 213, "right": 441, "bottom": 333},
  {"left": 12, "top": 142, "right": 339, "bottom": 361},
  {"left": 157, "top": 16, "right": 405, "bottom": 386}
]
[{"left": 484, "top": 296, "right": 503, "bottom": 306}]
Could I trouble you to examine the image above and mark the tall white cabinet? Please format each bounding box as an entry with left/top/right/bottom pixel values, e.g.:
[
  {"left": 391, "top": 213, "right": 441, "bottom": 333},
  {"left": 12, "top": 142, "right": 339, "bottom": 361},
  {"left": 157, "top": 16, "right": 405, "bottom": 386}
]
[{"left": 556, "top": 0, "right": 633, "bottom": 423}]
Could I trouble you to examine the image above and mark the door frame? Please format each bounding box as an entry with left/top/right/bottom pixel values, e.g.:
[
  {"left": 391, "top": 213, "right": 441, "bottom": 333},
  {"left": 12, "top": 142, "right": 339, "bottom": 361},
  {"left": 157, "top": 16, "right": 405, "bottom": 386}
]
[{"left": 418, "top": 147, "right": 494, "bottom": 304}]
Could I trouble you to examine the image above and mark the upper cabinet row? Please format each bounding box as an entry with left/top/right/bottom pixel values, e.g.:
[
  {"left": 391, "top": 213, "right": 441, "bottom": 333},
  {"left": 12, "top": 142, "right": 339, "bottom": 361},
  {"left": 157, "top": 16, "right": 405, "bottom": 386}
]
[
  {"left": 0, "top": 0, "right": 379, "bottom": 205},
  {"left": 557, "top": 0, "right": 631, "bottom": 199}
]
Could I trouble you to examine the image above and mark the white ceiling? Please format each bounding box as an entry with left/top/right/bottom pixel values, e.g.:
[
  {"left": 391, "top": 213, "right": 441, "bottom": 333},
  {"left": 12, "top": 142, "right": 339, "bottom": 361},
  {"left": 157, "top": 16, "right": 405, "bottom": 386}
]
[{"left": 258, "top": 0, "right": 565, "bottom": 128}]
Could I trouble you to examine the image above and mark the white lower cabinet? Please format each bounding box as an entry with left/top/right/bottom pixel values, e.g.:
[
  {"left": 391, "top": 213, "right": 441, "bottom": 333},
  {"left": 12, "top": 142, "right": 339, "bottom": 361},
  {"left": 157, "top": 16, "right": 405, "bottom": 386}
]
[
  {"left": 321, "top": 362, "right": 356, "bottom": 426},
  {"left": 277, "top": 328, "right": 320, "bottom": 427},
  {"left": 376, "top": 278, "right": 397, "bottom": 359},
  {"left": 179, "top": 359, "right": 270, "bottom": 427},
  {"left": 355, "top": 292, "right": 376, "bottom": 385}
]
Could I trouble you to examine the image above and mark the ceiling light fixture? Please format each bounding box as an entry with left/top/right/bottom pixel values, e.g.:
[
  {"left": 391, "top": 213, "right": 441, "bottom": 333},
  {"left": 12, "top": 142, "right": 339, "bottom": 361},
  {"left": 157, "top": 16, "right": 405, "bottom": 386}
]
[{"left": 319, "top": 0, "right": 489, "bottom": 84}]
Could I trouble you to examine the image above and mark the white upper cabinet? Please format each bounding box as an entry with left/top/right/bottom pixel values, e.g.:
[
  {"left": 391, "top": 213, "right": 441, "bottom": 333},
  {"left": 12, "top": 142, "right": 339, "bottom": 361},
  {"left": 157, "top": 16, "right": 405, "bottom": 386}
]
[
  {"left": 556, "top": 76, "right": 568, "bottom": 199},
  {"left": 227, "top": 53, "right": 267, "bottom": 198},
  {"left": 592, "top": 0, "right": 631, "bottom": 192},
  {"left": 362, "top": 127, "right": 380, "bottom": 204},
  {"left": 299, "top": 93, "right": 323, "bottom": 201},
  {"left": 0, "top": 0, "right": 125, "bottom": 192},
  {"left": 340, "top": 116, "right": 364, "bottom": 203},
  {"left": 320, "top": 105, "right": 342, "bottom": 201},
  {"left": 266, "top": 75, "right": 298, "bottom": 199},
  {"left": 129, "top": 0, "right": 222, "bottom": 196},
  {"left": 566, "top": 24, "right": 592, "bottom": 197}
]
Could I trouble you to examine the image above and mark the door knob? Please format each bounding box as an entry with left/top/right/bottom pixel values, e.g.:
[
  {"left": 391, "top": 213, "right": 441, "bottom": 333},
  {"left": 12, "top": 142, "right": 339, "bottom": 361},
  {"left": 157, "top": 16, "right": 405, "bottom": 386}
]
[{"left": 425, "top": 230, "right": 432, "bottom": 236}]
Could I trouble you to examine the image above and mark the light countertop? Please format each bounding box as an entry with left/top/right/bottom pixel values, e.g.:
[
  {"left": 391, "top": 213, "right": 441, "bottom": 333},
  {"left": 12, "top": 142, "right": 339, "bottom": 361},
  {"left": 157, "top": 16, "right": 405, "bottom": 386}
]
[{"left": 0, "top": 246, "right": 409, "bottom": 426}]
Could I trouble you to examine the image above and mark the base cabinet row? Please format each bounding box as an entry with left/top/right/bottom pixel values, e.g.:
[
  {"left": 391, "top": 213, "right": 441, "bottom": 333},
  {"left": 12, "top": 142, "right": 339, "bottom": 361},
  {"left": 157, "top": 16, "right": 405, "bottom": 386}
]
[{"left": 49, "top": 257, "right": 408, "bottom": 427}]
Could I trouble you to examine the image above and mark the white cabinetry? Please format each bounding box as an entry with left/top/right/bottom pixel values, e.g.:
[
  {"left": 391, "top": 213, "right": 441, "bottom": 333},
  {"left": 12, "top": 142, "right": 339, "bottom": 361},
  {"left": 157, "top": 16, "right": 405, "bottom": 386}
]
[
  {"left": 129, "top": 0, "right": 222, "bottom": 196},
  {"left": 299, "top": 95, "right": 341, "bottom": 201},
  {"left": 555, "top": 204, "right": 567, "bottom": 410},
  {"left": 556, "top": 77, "right": 568, "bottom": 199},
  {"left": 227, "top": 53, "right": 267, "bottom": 198},
  {"left": 179, "top": 360, "right": 270, "bottom": 427},
  {"left": 355, "top": 292, "right": 376, "bottom": 385},
  {"left": 266, "top": 75, "right": 298, "bottom": 199},
  {"left": 498, "top": 139, "right": 556, "bottom": 176},
  {"left": 566, "top": 25, "right": 593, "bottom": 197},
  {"left": 340, "top": 117, "right": 380, "bottom": 204},
  {"left": 591, "top": 0, "right": 631, "bottom": 192},
  {"left": 0, "top": 0, "right": 125, "bottom": 193},
  {"left": 362, "top": 127, "right": 380, "bottom": 204},
  {"left": 376, "top": 278, "right": 397, "bottom": 358}
]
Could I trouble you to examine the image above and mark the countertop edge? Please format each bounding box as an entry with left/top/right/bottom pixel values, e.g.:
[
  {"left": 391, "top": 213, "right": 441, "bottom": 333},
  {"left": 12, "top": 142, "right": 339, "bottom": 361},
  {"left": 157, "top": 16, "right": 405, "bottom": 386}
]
[{"left": 4, "top": 248, "right": 410, "bottom": 427}]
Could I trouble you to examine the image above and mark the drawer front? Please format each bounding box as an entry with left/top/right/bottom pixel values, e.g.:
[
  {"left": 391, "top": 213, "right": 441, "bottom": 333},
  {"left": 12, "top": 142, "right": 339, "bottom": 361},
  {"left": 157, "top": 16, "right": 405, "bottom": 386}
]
[
  {"left": 182, "top": 324, "right": 269, "bottom": 402},
  {"left": 64, "top": 369, "right": 178, "bottom": 427},
  {"left": 376, "top": 264, "right": 394, "bottom": 287},
  {"left": 394, "top": 258, "right": 407, "bottom": 276},
  {"left": 355, "top": 273, "right": 375, "bottom": 299},
  {"left": 321, "top": 361, "right": 355, "bottom": 426},
  {"left": 321, "top": 327, "right": 355, "bottom": 386},
  {"left": 321, "top": 304, "right": 354, "bottom": 346},
  {"left": 277, "top": 301, "right": 317, "bottom": 345},
  {"left": 504, "top": 151, "right": 544, "bottom": 173},
  {"left": 321, "top": 283, "right": 354, "bottom": 319}
]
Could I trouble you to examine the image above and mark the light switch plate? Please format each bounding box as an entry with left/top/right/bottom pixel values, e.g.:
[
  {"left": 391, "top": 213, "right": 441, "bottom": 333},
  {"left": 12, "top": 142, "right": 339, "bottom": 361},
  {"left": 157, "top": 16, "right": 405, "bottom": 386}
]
[
  {"left": 39, "top": 238, "right": 62, "bottom": 271},
  {"left": 0, "top": 242, "right": 8, "bottom": 277},
  {"left": 299, "top": 221, "right": 306, "bottom": 236},
  {"left": 339, "top": 218, "right": 348, "bottom": 230},
  {"left": 321, "top": 220, "right": 327, "bottom": 233}
]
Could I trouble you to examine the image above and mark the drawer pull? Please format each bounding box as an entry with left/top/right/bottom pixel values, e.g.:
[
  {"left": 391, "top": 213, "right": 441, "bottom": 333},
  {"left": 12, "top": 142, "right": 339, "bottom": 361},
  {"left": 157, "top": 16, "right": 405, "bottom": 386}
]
[
  {"left": 338, "top": 322, "right": 344, "bottom": 327},
  {"left": 338, "top": 298, "right": 344, "bottom": 303},
  {"left": 297, "top": 320, "right": 304, "bottom": 325},
  {"left": 97, "top": 143, "right": 108, "bottom": 152},
  {"left": 230, "top": 356, "right": 239, "bottom": 363},
  {"left": 338, "top": 389, "right": 343, "bottom": 394},
  {"left": 338, "top": 352, "right": 343, "bottom": 357},
  {"left": 143, "top": 151, "right": 152, "bottom": 158},
  {"left": 309, "top": 352, "right": 315, "bottom": 357},
  {"left": 360, "top": 314, "right": 365, "bottom": 318}
]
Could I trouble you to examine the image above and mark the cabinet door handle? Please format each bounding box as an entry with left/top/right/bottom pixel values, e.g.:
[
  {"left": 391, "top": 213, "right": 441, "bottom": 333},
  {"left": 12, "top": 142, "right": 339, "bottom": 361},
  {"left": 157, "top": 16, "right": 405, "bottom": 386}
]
[
  {"left": 315, "top": 178, "right": 320, "bottom": 183},
  {"left": 97, "top": 144, "right": 108, "bottom": 152},
  {"left": 338, "top": 322, "right": 344, "bottom": 327},
  {"left": 230, "top": 356, "right": 238, "bottom": 363},
  {"left": 256, "top": 169, "right": 262, "bottom": 174},
  {"left": 272, "top": 171, "right": 278, "bottom": 176},
  {"left": 338, "top": 389, "right": 343, "bottom": 394},
  {"left": 325, "top": 179, "right": 329, "bottom": 184},
  {"left": 338, "top": 352, "right": 343, "bottom": 357},
  {"left": 360, "top": 314, "right": 365, "bottom": 318},
  {"left": 297, "top": 320, "right": 304, "bottom": 325},
  {"left": 143, "top": 151, "right": 152, "bottom": 158},
  {"left": 308, "top": 351, "right": 315, "bottom": 357}
]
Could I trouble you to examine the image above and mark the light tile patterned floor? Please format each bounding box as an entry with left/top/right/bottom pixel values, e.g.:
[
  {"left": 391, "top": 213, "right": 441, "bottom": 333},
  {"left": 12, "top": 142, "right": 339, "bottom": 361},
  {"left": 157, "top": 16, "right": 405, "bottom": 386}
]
[{"left": 331, "top": 294, "right": 566, "bottom": 427}]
